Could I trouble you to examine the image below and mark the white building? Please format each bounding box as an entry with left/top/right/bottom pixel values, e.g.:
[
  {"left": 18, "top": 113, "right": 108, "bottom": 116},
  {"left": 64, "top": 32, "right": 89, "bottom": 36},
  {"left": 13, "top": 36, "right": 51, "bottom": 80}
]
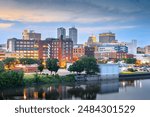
[
  {"left": 126, "top": 40, "right": 137, "bottom": 55},
  {"left": 136, "top": 54, "right": 150, "bottom": 63},
  {"left": 0, "top": 44, "right": 7, "bottom": 51},
  {"left": 98, "top": 64, "right": 119, "bottom": 79},
  {"left": 7, "top": 38, "right": 16, "bottom": 52}
]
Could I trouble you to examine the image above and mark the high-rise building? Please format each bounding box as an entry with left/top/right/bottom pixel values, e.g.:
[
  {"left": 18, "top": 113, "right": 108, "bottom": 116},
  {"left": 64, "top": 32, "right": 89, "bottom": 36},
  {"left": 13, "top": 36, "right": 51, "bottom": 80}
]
[
  {"left": 69, "top": 27, "right": 77, "bottom": 45},
  {"left": 22, "top": 30, "right": 41, "bottom": 40},
  {"left": 57, "top": 27, "right": 66, "bottom": 39},
  {"left": 126, "top": 40, "right": 137, "bottom": 55},
  {"left": 99, "top": 32, "right": 116, "bottom": 43}
]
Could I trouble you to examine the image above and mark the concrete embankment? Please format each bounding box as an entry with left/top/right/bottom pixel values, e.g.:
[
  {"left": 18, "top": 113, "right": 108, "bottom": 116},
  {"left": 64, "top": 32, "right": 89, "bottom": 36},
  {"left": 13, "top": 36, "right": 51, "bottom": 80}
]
[{"left": 119, "top": 73, "right": 150, "bottom": 80}]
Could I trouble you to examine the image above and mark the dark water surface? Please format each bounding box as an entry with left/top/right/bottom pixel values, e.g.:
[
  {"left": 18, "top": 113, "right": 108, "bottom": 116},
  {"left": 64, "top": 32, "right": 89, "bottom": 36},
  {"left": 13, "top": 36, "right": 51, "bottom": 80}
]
[{"left": 0, "top": 79, "right": 150, "bottom": 100}]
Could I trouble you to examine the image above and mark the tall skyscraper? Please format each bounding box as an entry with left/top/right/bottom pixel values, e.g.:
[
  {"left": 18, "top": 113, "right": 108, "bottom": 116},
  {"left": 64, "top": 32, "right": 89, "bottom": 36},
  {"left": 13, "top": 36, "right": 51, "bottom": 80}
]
[
  {"left": 69, "top": 27, "right": 77, "bottom": 45},
  {"left": 126, "top": 40, "right": 137, "bottom": 55},
  {"left": 22, "top": 30, "right": 41, "bottom": 40},
  {"left": 57, "top": 27, "right": 66, "bottom": 39},
  {"left": 99, "top": 32, "right": 116, "bottom": 43}
]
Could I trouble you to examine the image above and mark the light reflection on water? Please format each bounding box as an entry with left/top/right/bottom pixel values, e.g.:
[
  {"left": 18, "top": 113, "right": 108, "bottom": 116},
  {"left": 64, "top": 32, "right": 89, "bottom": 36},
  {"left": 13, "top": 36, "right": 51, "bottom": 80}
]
[{"left": 0, "top": 79, "right": 150, "bottom": 100}]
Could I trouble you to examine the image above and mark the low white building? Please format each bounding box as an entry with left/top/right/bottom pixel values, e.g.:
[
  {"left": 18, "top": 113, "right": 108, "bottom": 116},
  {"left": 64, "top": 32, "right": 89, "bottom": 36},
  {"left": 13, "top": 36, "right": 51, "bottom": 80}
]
[
  {"left": 98, "top": 64, "right": 119, "bottom": 79},
  {"left": 136, "top": 54, "right": 150, "bottom": 63}
]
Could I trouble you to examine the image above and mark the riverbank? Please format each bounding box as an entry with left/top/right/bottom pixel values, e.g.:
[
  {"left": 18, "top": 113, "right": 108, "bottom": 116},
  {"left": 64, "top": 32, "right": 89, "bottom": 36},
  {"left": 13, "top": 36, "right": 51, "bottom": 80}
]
[{"left": 119, "top": 73, "right": 150, "bottom": 80}]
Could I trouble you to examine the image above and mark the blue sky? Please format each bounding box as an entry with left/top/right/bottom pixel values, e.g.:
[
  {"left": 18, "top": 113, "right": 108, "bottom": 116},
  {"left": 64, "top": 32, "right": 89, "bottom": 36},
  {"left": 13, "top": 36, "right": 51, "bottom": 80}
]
[{"left": 0, "top": 0, "right": 150, "bottom": 47}]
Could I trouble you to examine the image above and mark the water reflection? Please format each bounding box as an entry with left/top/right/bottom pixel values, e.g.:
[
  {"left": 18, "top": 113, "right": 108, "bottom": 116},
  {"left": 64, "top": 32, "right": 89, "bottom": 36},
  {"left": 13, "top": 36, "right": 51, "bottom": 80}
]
[
  {"left": 68, "top": 85, "right": 100, "bottom": 100},
  {"left": 0, "top": 79, "right": 147, "bottom": 100},
  {"left": 120, "top": 80, "right": 143, "bottom": 88}
]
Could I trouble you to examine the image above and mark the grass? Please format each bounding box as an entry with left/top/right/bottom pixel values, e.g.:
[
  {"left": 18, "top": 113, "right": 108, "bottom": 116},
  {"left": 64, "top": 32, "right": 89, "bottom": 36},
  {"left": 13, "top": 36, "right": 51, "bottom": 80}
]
[
  {"left": 120, "top": 71, "right": 148, "bottom": 75},
  {"left": 23, "top": 73, "right": 75, "bottom": 86},
  {"left": 24, "top": 74, "right": 35, "bottom": 79}
]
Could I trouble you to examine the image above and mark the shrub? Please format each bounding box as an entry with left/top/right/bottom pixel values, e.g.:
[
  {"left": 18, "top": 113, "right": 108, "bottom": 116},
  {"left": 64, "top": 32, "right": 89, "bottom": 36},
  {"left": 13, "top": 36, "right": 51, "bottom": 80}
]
[
  {"left": 63, "top": 74, "right": 75, "bottom": 82},
  {"left": 0, "top": 70, "right": 24, "bottom": 88},
  {"left": 127, "top": 68, "right": 135, "bottom": 72}
]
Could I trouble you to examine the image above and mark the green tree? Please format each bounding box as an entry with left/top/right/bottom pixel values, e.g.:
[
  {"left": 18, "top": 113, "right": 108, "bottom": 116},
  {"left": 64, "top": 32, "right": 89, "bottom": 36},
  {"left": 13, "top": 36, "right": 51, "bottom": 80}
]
[
  {"left": 19, "top": 58, "right": 38, "bottom": 65},
  {"left": 3, "top": 58, "right": 16, "bottom": 69},
  {"left": 52, "top": 59, "right": 59, "bottom": 74},
  {"left": 124, "top": 58, "right": 137, "bottom": 64},
  {"left": 68, "top": 65, "right": 75, "bottom": 73},
  {"left": 38, "top": 64, "right": 44, "bottom": 74},
  {"left": 68, "top": 60, "right": 84, "bottom": 74},
  {"left": 0, "top": 61, "right": 4, "bottom": 72},
  {"left": 81, "top": 57, "right": 99, "bottom": 75},
  {"left": 46, "top": 58, "right": 59, "bottom": 74}
]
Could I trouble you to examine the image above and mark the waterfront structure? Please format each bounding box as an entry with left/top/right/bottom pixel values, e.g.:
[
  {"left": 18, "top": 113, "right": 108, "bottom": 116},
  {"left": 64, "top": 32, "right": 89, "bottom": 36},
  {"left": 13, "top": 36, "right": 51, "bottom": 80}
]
[
  {"left": 57, "top": 27, "right": 66, "bottom": 39},
  {"left": 98, "top": 64, "right": 119, "bottom": 79},
  {"left": 99, "top": 32, "right": 117, "bottom": 43},
  {"left": 144, "top": 45, "right": 150, "bottom": 54},
  {"left": 22, "top": 30, "right": 41, "bottom": 40},
  {"left": 126, "top": 40, "right": 137, "bottom": 55},
  {"left": 69, "top": 27, "right": 77, "bottom": 45}
]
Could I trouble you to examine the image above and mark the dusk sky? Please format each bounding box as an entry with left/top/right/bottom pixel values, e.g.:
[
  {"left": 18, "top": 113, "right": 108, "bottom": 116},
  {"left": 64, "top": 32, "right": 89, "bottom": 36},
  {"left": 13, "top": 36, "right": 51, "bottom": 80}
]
[{"left": 0, "top": 0, "right": 150, "bottom": 47}]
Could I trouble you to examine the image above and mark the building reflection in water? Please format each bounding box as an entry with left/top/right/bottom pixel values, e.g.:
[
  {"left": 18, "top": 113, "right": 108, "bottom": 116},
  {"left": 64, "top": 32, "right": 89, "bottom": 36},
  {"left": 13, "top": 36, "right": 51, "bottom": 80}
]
[
  {"left": 120, "top": 80, "right": 143, "bottom": 89},
  {"left": 0, "top": 79, "right": 144, "bottom": 100}
]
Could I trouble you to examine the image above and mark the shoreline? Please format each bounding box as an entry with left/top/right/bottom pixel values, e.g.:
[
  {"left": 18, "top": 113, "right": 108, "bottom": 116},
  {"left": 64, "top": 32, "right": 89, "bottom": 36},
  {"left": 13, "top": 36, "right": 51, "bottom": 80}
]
[{"left": 119, "top": 73, "right": 150, "bottom": 80}]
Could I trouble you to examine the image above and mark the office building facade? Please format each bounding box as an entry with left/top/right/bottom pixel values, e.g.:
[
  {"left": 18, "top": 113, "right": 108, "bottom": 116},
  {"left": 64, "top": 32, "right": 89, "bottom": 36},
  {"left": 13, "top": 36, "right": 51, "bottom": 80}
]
[
  {"left": 57, "top": 27, "right": 66, "bottom": 39},
  {"left": 22, "top": 30, "right": 41, "bottom": 40},
  {"left": 99, "top": 32, "right": 116, "bottom": 43},
  {"left": 126, "top": 40, "right": 137, "bottom": 55},
  {"left": 69, "top": 27, "right": 77, "bottom": 45}
]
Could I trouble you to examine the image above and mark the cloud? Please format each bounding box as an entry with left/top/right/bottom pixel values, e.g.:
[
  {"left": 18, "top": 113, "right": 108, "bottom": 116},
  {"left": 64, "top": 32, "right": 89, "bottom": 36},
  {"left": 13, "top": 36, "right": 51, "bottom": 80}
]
[
  {"left": 0, "top": 23, "right": 14, "bottom": 28},
  {"left": 0, "top": 0, "right": 148, "bottom": 23},
  {"left": 78, "top": 25, "right": 137, "bottom": 33}
]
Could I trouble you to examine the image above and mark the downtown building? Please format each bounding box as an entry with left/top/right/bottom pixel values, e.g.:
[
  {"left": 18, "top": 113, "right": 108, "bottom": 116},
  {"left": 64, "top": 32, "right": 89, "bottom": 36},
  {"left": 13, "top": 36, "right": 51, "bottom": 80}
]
[
  {"left": 7, "top": 30, "right": 41, "bottom": 59},
  {"left": 69, "top": 27, "right": 78, "bottom": 45},
  {"left": 7, "top": 30, "right": 73, "bottom": 64},
  {"left": 99, "top": 32, "right": 117, "bottom": 43},
  {"left": 94, "top": 44, "right": 129, "bottom": 60},
  {"left": 45, "top": 37, "right": 73, "bottom": 63},
  {"left": 144, "top": 45, "right": 150, "bottom": 54},
  {"left": 57, "top": 27, "right": 66, "bottom": 39},
  {"left": 125, "top": 40, "right": 137, "bottom": 55},
  {"left": 73, "top": 44, "right": 85, "bottom": 60}
]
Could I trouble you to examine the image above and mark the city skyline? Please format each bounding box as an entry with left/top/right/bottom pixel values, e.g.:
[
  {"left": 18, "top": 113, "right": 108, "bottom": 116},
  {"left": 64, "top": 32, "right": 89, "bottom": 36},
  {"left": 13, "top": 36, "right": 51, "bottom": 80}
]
[{"left": 0, "top": 0, "right": 150, "bottom": 47}]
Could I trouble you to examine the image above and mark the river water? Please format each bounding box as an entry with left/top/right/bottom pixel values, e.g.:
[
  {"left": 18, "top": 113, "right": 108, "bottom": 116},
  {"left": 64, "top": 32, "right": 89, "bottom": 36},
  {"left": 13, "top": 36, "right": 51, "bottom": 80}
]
[{"left": 0, "top": 79, "right": 150, "bottom": 100}]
